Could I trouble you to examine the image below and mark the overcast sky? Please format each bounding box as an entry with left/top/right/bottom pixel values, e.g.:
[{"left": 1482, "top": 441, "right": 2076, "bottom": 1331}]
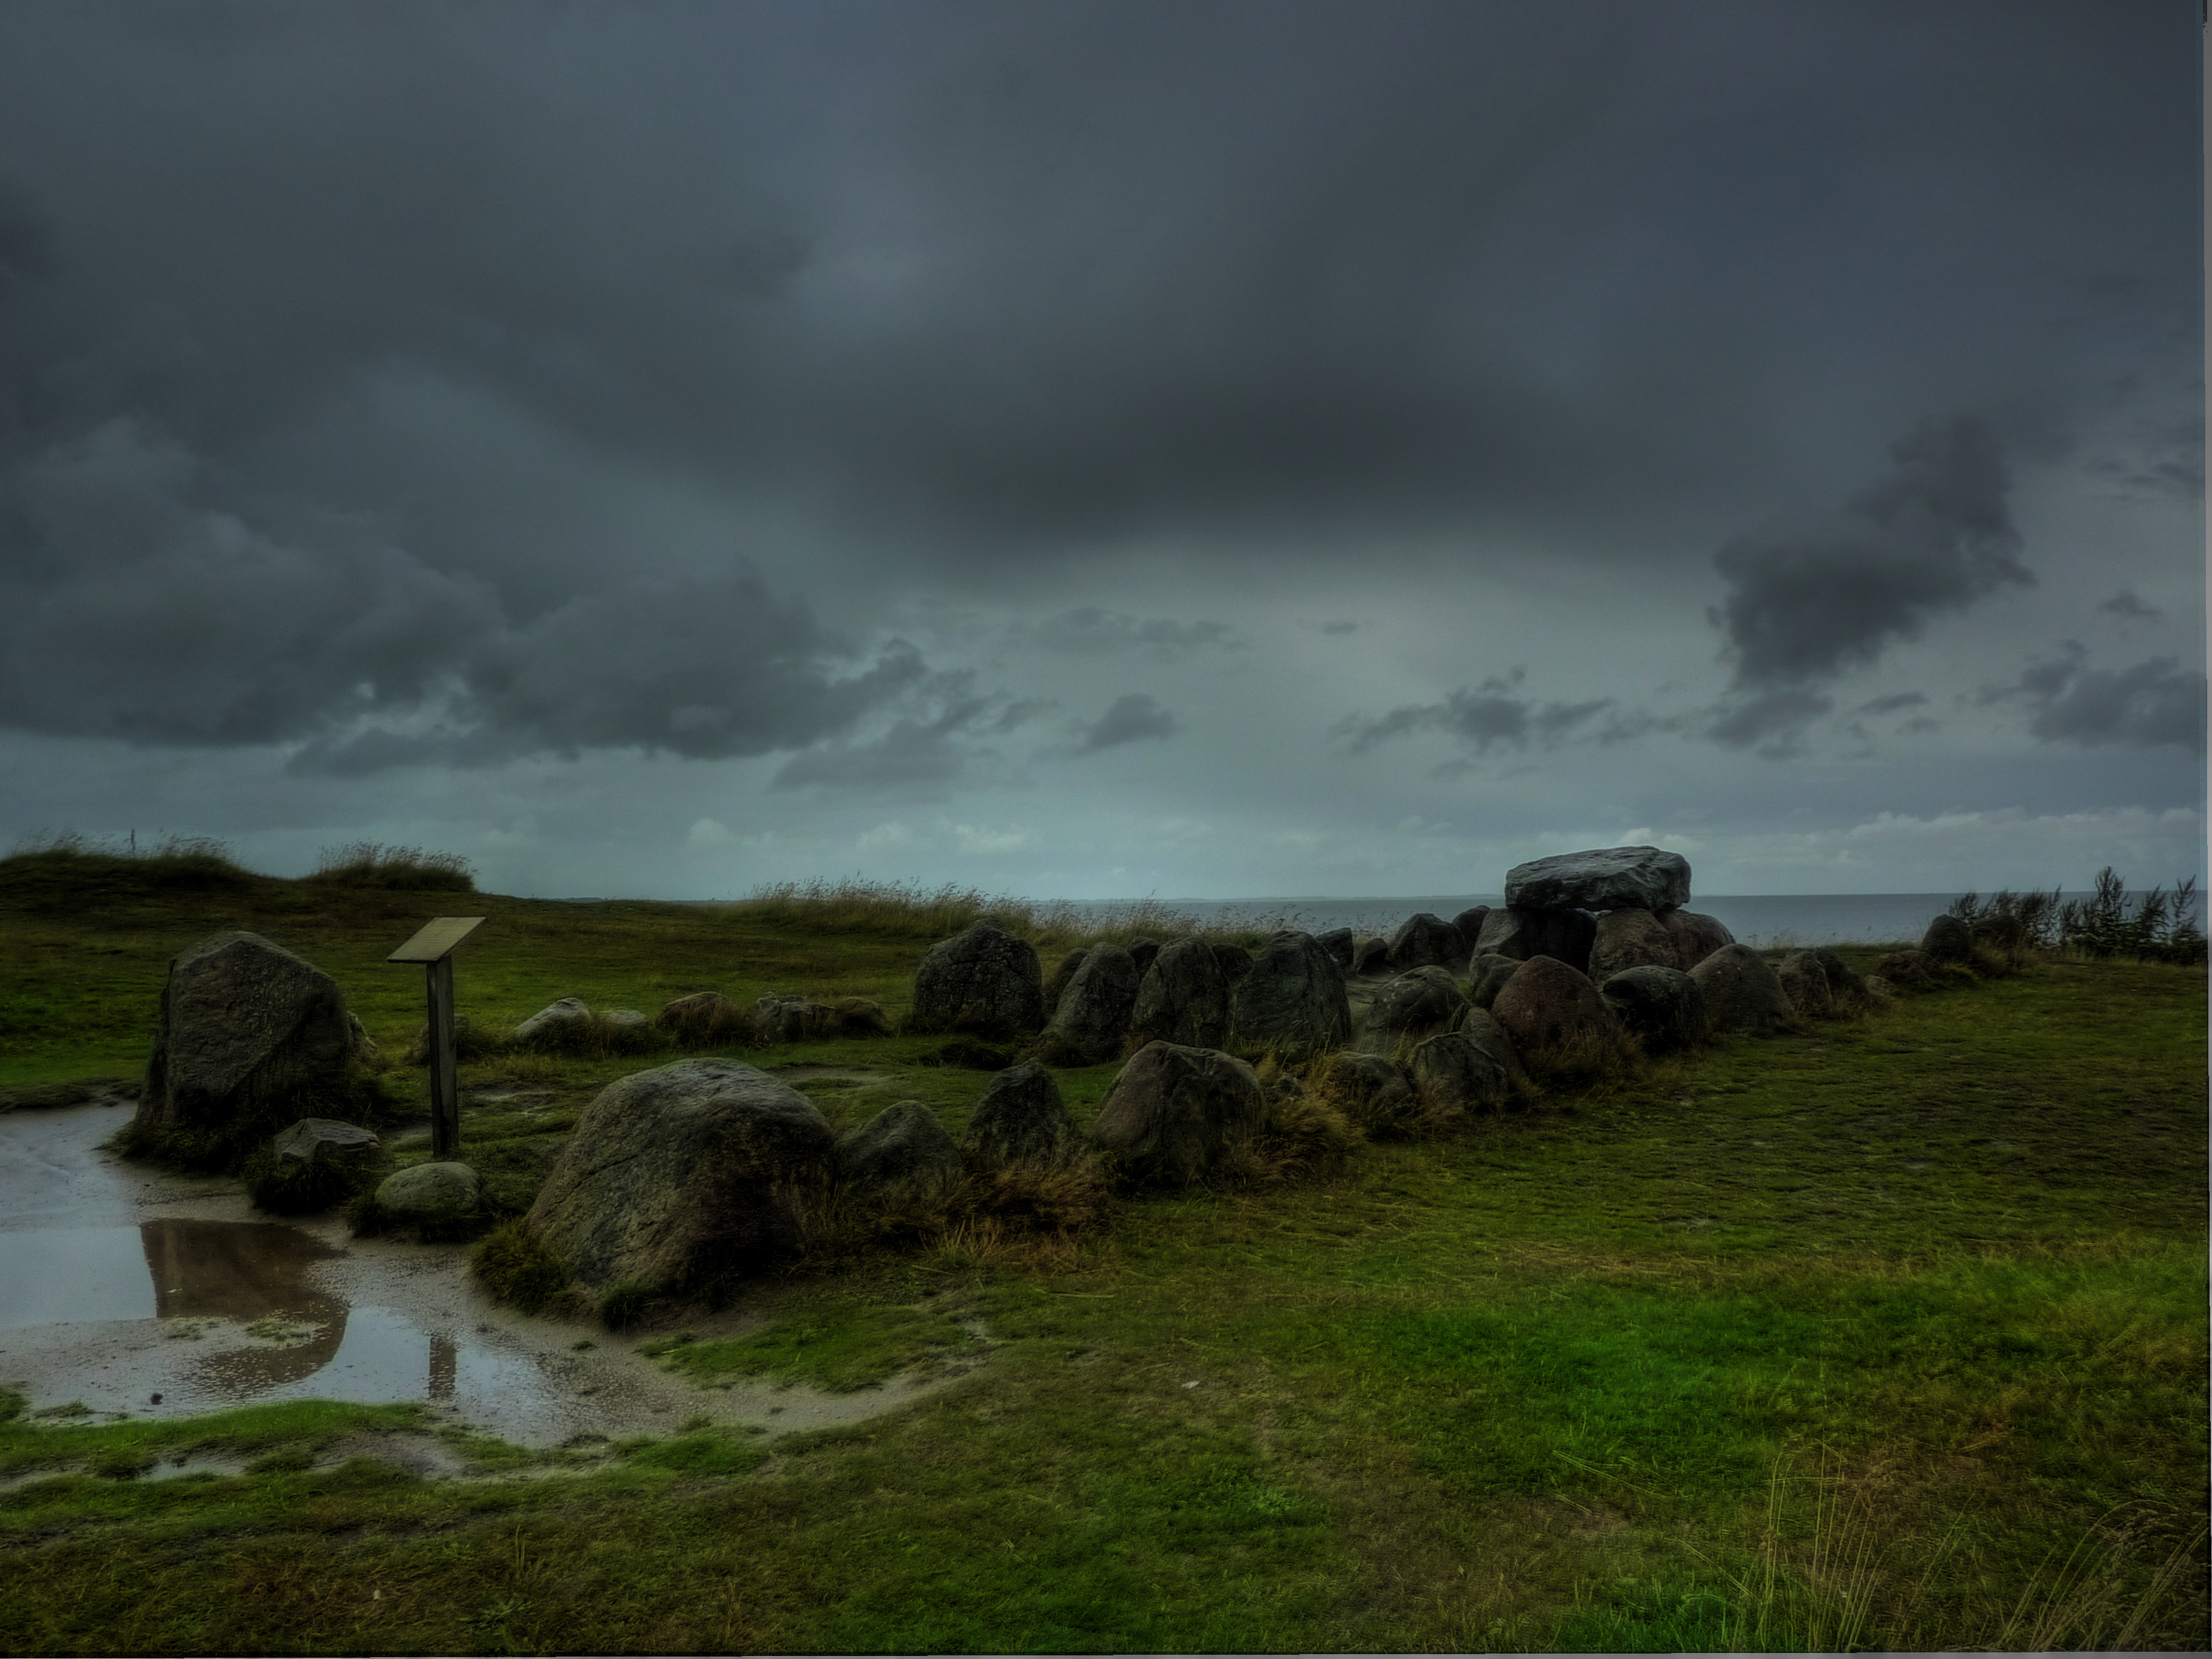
[{"left": 0, "top": 0, "right": 2202, "bottom": 900}]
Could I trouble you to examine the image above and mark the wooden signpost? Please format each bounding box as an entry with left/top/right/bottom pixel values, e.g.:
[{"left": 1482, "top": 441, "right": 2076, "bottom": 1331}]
[{"left": 387, "top": 916, "right": 485, "bottom": 1159}]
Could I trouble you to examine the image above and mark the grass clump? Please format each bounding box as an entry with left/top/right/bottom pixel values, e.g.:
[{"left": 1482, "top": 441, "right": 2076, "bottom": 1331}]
[
  {"left": 470, "top": 1221, "right": 577, "bottom": 1315},
  {"left": 305, "top": 841, "right": 477, "bottom": 892}
]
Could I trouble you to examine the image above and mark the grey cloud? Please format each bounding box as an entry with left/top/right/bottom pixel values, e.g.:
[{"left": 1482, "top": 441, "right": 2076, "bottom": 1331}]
[
  {"left": 1711, "top": 417, "right": 2033, "bottom": 689},
  {"left": 1076, "top": 693, "right": 1178, "bottom": 753},
  {"left": 2098, "top": 589, "right": 2162, "bottom": 620},
  {"left": 1028, "top": 608, "right": 1241, "bottom": 659},
  {"left": 1335, "top": 670, "right": 1614, "bottom": 756},
  {"left": 1853, "top": 692, "right": 1929, "bottom": 715},
  {"left": 1704, "top": 687, "right": 1834, "bottom": 752},
  {"left": 0, "top": 417, "right": 931, "bottom": 770},
  {"left": 1320, "top": 621, "right": 1359, "bottom": 635},
  {"left": 771, "top": 679, "right": 1042, "bottom": 790},
  {"left": 1985, "top": 643, "right": 2205, "bottom": 751}
]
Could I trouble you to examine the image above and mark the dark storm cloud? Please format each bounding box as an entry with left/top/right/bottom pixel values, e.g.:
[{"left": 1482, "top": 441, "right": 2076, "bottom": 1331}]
[
  {"left": 0, "top": 0, "right": 2194, "bottom": 777},
  {"left": 2098, "top": 589, "right": 2162, "bottom": 621},
  {"left": 1982, "top": 643, "right": 2206, "bottom": 752},
  {"left": 1075, "top": 693, "right": 1178, "bottom": 753},
  {"left": 1853, "top": 692, "right": 1929, "bottom": 716},
  {"left": 769, "top": 679, "right": 1047, "bottom": 789},
  {"left": 1334, "top": 670, "right": 1614, "bottom": 756},
  {"left": 1704, "top": 417, "right": 2034, "bottom": 745}
]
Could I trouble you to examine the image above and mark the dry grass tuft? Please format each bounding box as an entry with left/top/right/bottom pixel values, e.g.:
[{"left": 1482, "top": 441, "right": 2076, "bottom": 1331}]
[{"left": 307, "top": 841, "right": 476, "bottom": 891}]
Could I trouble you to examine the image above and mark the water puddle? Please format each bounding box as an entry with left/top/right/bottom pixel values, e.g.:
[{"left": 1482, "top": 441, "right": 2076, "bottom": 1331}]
[{"left": 0, "top": 1104, "right": 981, "bottom": 1456}]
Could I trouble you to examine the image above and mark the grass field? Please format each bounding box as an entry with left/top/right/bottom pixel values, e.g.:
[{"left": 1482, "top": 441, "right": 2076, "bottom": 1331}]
[{"left": 1, "top": 848, "right": 2205, "bottom": 1653}]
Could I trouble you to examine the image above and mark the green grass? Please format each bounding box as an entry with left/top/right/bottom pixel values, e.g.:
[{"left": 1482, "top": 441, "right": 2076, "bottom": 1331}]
[{"left": 1, "top": 854, "right": 2204, "bottom": 1652}]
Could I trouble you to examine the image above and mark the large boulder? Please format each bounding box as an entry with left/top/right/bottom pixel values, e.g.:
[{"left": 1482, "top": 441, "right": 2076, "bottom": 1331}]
[
  {"left": 1689, "top": 944, "right": 1795, "bottom": 1035},
  {"left": 1503, "top": 845, "right": 1692, "bottom": 913},
  {"left": 1467, "top": 953, "right": 1521, "bottom": 1010},
  {"left": 1404, "top": 1031, "right": 1512, "bottom": 1125},
  {"left": 754, "top": 996, "right": 888, "bottom": 1043},
  {"left": 909, "top": 921, "right": 1044, "bottom": 1037},
  {"left": 136, "top": 931, "right": 361, "bottom": 1157},
  {"left": 1307, "top": 1051, "right": 1418, "bottom": 1138},
  {"left": 1039, "top": 944, "right": 1142, "bottom": 1065},
  {"left": 1660, "top": 910, "right": 1735, "bottom": 971},
  {"left": 1356, "top": 967, "right": 1469, "bottom": 1055},
  {"left": 1091, "top": 1042, "right": 1268, "bottom": 1187},
  {"left": 1386, "top": 913, "right": 1464, "bottom": 974},
  {"left": 1489, "top": 956, "right": 1623, "bottom": 1067},
  {"left": 526, "top": 1059, "right": 836, "bottom": 1293},
  {"left": 1599, "top": 966, "right": 1708, "bottom": 1053},
  {"left": 1450, "top": 907, "right": 1492, "bottom": 950},
  {"left": 1921, "top": 914, "right": 1973, "bottom": 964},
  {"left": 514, "top": 997, "right": 592, "bottom": 1050},
  {"left": 1228, "top": 931, "right": 1352, "bottom": 1059},
  {"left": 1457, "top": 1006, "right": 1532, "bottom": 1097},
  {"left": 1875, "top": 948, "right": 1935, "bottom": 987},
  {"left": 964, "top": 1062, "right": 1082, "bottom": 1168},
  {"left": 1041, "top": 950, "right": 1088, "bottom": 1018},
  {"left": 1131, "top": 937, "right": 1231, "bottom": 1050},
  {"left": 1776, "top": 951, "right": 1834, "bottom": 1018},
  {"left": 1803, "top": 947, "right": 1865, "bottom": 1001},
  {"left": 275, "top": 1117, "right": 380, "bottom": 1169},
  {"left": 837, "top": 1101, "right": 963, "bottom": 1198},
  {"left": 1473, "top": 907, "right": 1597, "bottom": 976},
  {"left": 1210, "top": 942, "right": 1255, "bottom": 985},
  {"left": 1350, "top": 936, "right": 1391, "bottom": 977},
  {"left": 1315, "top": 928, "right": 1357, "bottom": 970},
  {"left": 1589, "top": 908, "right": 1681, "bottom": 979}
]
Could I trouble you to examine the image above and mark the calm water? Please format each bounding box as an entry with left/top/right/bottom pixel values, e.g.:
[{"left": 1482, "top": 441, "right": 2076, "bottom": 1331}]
[{"left": 1050, "top": 891, "right": 2177, "bottom": 947}]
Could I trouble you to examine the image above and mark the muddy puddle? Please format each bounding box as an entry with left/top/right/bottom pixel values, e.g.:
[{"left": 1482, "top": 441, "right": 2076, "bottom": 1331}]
[{"left": 0, "top": 1104, "right": 977, "bottom": 1456}]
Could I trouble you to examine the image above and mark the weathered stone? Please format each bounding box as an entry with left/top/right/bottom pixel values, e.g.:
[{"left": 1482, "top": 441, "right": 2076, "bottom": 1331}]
[
  {"left": 1922, "top": 914, "right": 1973, "bottom": 964},
  {"left": 922, "top": 1039, "right": 1014, "bottom": 1071},
  {"left": 1689, "top": 943, "right": 1795, "bottom": 1034},
  {"left": 1474, "top": 907, "right": 1597, "bottom": 975},
  {"left": 1356, "top": 967, "right": 1469, "bottom": 1055},
  {"left": 605, "top": 1008, "right": 649, "bottom": 1030},
  {"left": 1131, "top": 937, "right": 1230, "bottom": 1050},
  {"left": 1041, "top": 950, "right": 1088, "bottom": 1018},
  {"left": 1450, "top": 907, "right": 1491, "bottom": 949},
  {"left": 1777, "top": 951, "right": 1833, "bottom": 1017},
  {"left": 1210, "top": 943, "right": 1254, "bottom": 985},
  {"left": 655, "top": 991, "right": 752, "bottom": 1044},
  {"left": 1971, "top": 912, "right": 2025, "bottom": 954},
  {"left": 1125, "top": 939, "right": 1163, "bottom": 979},
  {"left": 1489, "top": 956, "right": 1623, "bottom": 1065},
  {"left": 1387, "top": 913, "right": 1464, "bottom": 974},
  {"left": 1457, "top": 1005, "right": 1532, "bottom": 1096},
  {"left": 836, "top": 1101, "right": 963, "bottom": 1197},
  {"left": 514, "top": 997, "right": 591, "bottom": 1048},
  {"left": 1091, "top": 1042, "right": 1267, "bottom": 1187},
  {"left": 1308, "top": 1051, "right": 1417, "bottom": 1138},
  {"left": 1315, "top": 927, "right": 1357, "bottom": 970},
  {"left": 1589, "top": 908, "right": 1681, "bottom": 979},
  {"left": 274, "top": 1118, "right": 380, "bottom": 1165},
  {"left": 1405, "top": 1030, "right": 1512, "bottom": 1124},
  {"left": 909, "top": 921, "right": 1045, "bottom": 1036},
  {"left": 1504, "top": 845, "right": 1692, "bottom": 913},
  {"left": 1600, "top": 965, "right": 1708, "bottom": 1053},
  {"left": 965, "top": 1062, "right": 1081, "bottom": 1168},
  {"left": 754, "top": 996, "right": 890, "bottom": 1043},
  {"left": 1876, "top": 949, "right": 1934, "bottom": 986},
  {"left": 1350, "top": 936, "right": 1390, "bottom": 977},
  {"left": 1227, "top": 931, "right": 1352, "bottom": 1058},
  {"left": 136, "top": 931, "right": 358, "bottom": 1150},
  {"left": 1467, "top": 953, "right": 1521, "bottom": 1010},
  {"left": 1660, "top": 910, "right": 1735, "bottom": 971},
  {"left": 1039, "top": 945, "right": 1141, "bottom": 1065},
  {"left": 1863, "top": 974, "right": 1895, "bottom": 1000},
  {"left": 378, "top": 1161, "right": 481, "bottom": 1224},
  {"left": 526, "top": 1059, "right": 834, "bottom": 1292}
]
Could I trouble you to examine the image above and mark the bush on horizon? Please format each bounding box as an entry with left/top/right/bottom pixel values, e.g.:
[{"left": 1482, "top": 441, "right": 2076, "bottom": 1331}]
[{"left": 306, "top": 840, "right": 477, "bottom": 892}]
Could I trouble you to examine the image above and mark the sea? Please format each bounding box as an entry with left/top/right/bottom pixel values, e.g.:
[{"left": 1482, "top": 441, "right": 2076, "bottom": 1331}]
[{"left": 1045, "top": 893, "right": 2122, "bottom": 948}]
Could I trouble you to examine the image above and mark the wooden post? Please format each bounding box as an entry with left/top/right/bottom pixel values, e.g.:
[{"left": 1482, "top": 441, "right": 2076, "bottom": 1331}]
[
  {"left": 387, "top": 917, "right": 486, "bottom": 1163},
  {"left": 426, "top": 954, "right": 459, "bottom": 1158}
]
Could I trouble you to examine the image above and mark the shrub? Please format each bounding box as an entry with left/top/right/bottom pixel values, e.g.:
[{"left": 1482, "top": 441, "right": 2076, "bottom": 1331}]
[
  {"left": 2051, "top": 870, "right": 2207, "bottom": 965},
  {"left": 306, "top": 841, "right": 477, "bottom": 892}
]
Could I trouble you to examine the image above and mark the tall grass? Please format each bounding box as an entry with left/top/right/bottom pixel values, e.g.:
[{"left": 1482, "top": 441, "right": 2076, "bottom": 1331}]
[
  {"left": 1950, "top": 869, "right": 2206, "bottom": 964},
  {"left": 1, "top": 828, "right": 255, "bottom": 889},
  {"left": 307, "top": 841, "right": 476, "bottom": 892}
]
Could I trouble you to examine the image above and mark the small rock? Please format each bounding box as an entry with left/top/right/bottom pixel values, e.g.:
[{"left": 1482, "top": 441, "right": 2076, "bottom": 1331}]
[
  {"left": 274, "top": 1118, "right": 380, "bottom": 1164},
  {"left": 514, "top": 997, "right": 592, "bottom": 1048},
  {"left": 1404, "top": 1030, "right": 1511, "bottom": 1125},
  {"left": 1776, "top": 951, "right": 1833, "bottom": 1017},
  {"left": 1091, "top": 1042, "right": 1267, "bottom": 1187},
  {"left": 965, "top": 1061, "right": 1082, "bottom": 1168},
  {"left": 837, "top": 1101, "right": 963, "bottom": 1198},
  {"left": 377, "top": 1161, "right": 481, "bottom": 1224},
  {"left": 1689, "top": 944, "right": 1795, "bottom": 1035},
  {"left": 1307, "top": 1051, "right": 1418, "bottom": 1138}
]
